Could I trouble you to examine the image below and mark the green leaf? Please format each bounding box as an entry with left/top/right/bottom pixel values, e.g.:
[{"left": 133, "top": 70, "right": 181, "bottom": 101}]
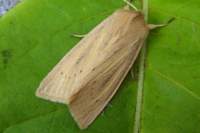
[
  {"left": 141, "top": 0, "right": 200, "bottom": 132},
  {"left": 0, "top": 0, "right": 137, "bottom": 133},
  {"left": 0, "top": 0, "right": 199, "bottom": 133}
]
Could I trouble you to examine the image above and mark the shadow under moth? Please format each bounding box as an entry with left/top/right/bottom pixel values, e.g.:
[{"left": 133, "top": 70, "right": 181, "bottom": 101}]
[{"left": 36, "top": 3, "right": 168, "bottom": 129}]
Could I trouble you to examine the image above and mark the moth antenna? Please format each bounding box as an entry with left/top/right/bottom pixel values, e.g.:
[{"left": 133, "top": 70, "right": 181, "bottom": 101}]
[
  {"left": 148, "top": 17, "right": 175, "bottom": 30},
  {"left": 123, "top": 0, "right": 139, "bottom": 11},
  {"left": 71, "top": 33, "right": 86, "bottom": 38},
  {"left": 148, "top": 24, "right": 166, "bottom": 30}
]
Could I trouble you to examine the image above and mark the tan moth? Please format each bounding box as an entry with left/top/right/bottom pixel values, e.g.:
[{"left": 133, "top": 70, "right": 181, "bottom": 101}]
[{"left": 36, "top": 3, "right": 167, "bottom": 129}]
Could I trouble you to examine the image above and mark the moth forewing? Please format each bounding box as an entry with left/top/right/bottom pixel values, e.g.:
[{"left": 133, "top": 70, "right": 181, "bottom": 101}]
[{"left": 36, "top": 9, "right": 149, "bottom": 129}]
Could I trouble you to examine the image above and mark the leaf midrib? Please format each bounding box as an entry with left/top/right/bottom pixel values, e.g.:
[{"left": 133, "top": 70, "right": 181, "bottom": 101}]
[
  {"left": 2, "top": 108, "right": 63, "bottom": 133},
  {"left": 150, "top": 67, "right": 200, "bottom": 101}
]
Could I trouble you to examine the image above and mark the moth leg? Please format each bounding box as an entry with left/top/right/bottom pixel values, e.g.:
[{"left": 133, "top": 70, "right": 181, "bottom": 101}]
[
  {"left": 101, "top": 111, "right": 105, "bottom": 116},
  {"left": 123, "top": 0, "right": 138, "bottom": 11},
  {"left": 148, "top": 17, "right": 175, "bottom": 30},
  {"left": 108, "top": 103, "right": 113, "bottom": 108},
  {"left": 71, "top": 33, "right": 87, "bottom": 38}
]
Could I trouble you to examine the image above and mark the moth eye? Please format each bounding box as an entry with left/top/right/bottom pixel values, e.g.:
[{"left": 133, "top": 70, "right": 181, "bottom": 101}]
[{"left": 80, "top": 70, "right": 83, "bottom": 73}]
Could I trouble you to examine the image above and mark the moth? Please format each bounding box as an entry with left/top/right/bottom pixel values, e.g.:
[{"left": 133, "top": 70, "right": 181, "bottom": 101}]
[{"left": 36, "top": 6, "right": 166, "bottom": 129}]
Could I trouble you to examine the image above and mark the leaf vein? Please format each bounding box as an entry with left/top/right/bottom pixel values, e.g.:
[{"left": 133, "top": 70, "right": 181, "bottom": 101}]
[
  {"left": 151, "top": 68, "right": 200, "bottom": 101},
  {"left": 2, "top": 108, "right": 63, "bottom": 133}
]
